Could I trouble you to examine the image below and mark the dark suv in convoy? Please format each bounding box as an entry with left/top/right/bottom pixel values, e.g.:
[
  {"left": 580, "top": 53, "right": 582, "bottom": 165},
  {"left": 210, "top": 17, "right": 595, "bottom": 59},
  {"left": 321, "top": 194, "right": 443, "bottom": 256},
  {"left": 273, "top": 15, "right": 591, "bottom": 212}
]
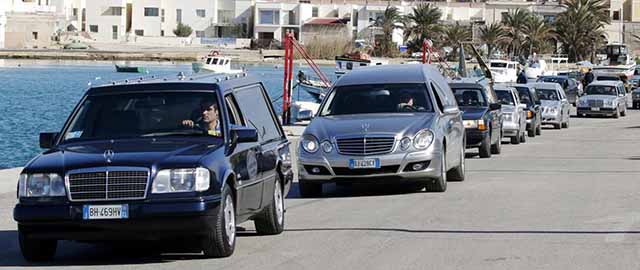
[
  {"left": 449, "top": 79, "right": 503, "bottom": 158},
  {"left": 13, "top": 73, "right": 293, "bottom": 261},
  {"left": 512, "top": 84, "right": 542, "bottom": 137}
]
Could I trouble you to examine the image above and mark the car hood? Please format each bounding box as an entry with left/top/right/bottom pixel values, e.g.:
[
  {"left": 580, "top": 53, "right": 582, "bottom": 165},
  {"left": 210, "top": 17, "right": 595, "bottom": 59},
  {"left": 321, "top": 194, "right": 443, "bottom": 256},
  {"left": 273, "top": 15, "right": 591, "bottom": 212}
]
[
  {"left": 306, "top": 113, "right": 436, "bottom": 139},
  {"left": 540, "top": 100, "right": 561, "bottom": 108},
  {"left": 460, "top": 106, "right": 488, "bottom": 120},
  {"left": 23, "top": 138, "right": 222, "bottom": 174},
  {"left": 580, "top": 95, "right": 618, "bottom": 101}
]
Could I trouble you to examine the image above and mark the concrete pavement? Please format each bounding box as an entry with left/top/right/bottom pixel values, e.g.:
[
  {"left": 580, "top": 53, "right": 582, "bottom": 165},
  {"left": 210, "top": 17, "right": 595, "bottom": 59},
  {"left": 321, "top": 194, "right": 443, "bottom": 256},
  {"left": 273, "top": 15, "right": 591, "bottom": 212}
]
[{"left": 1, "top": 109, "right": 640, "bottom": 269}]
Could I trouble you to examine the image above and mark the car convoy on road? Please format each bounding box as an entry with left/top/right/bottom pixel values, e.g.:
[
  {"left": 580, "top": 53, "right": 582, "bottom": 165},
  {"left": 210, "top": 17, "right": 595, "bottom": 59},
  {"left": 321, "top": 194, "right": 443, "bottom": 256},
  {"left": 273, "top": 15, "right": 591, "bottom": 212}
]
[{"left": 12, "top": 63, "right": 638, "bottom": 262}]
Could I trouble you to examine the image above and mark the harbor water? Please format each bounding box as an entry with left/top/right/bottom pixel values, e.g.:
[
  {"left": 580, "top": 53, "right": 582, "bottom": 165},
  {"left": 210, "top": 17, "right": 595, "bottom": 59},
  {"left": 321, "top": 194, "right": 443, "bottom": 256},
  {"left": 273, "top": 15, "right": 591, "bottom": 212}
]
[{"left": 0, "top": 59, "right": 335, "bottom": 169}]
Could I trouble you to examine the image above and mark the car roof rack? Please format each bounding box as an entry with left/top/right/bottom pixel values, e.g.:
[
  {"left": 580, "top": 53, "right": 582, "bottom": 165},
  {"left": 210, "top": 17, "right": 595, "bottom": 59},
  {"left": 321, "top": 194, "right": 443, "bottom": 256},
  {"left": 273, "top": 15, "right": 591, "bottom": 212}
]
[{"left": 103, "top": 72, "right": 250, "bottom": 87}]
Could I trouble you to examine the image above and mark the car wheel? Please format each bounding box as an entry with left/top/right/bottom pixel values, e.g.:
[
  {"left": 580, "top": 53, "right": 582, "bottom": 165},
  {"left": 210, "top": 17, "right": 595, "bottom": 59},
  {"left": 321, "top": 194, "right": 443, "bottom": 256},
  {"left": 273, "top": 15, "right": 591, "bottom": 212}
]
[
  {"left": 527, "top": 125, "right": 536, "bottom": 137},
  {"left": 621, "top": 108, "right": 627, "bottom": 117},
  {"left": 490, "top": 133, "right": 501, "bottom": 154},
  {"left": 202, "top": 185, "right": 235, "bottom": 258},
  {"left": 254, "top": 174, "right": 285, "bottom": 235},
  {"left": 536, "top": 123, "right": 542, "bottom": 135},
  {"left": 447, "top": 145, "right": 465, "bottom": 182},
  {"left": 478, "top": 135, "right": 492, "bottom": 158},
  {"left": 298, "top": 179, "right": 322, "bottom": 198},
  {"left": 614, "top": 109, "right": 620, "bottom": 119},
  {"left": 520, "top": 131, "right": 527, "bottom": 143},
  {"left": 425, "top": 153, "right": 447, "bottom": 192},
  {"left": 510, "top": 135, "right": 520, "bottom": 145},
  {"left": 18, "top": 229, "right": 57, "bottom": 262},
  {"left": 554, "top": 123, "right": 561, "bottom": 129}
]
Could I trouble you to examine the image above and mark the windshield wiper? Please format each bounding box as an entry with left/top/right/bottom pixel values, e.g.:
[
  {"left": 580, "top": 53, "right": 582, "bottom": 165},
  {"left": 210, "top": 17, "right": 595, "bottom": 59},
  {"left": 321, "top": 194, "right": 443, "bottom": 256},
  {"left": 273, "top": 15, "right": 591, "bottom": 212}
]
[{"left": 141, "top": 130, "right": 207, "bottom": 137}]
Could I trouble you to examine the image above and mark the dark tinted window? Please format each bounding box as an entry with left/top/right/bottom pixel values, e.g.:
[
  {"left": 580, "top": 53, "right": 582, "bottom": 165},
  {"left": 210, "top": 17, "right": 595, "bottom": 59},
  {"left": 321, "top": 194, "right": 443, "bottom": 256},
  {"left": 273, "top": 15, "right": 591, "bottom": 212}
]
[
  {"left": 234, "top": 85, "right": 281, "bottom": 143},
  {"left": 538, "top": 77, "right": 567, "bottom": 84},
  {"left": 495, "top": 90, "right": 515, "bottom": 105},
  {"left": 597, "top": 76, "right": 621, "bottom": 81},
  {"left": 451, "top": 88, "right": 488, "bottom": 107},
  {"left": 430, "top": 83, "right": 445, "bottom": 112},
  {"left": 320, "top": 83, "right": 434, "bottom": 115},
  {"left": 536, "top": 89, "right": 560, "bottom": 100},
  {"left": 62, "top": 92, "right": 222, "bottom": 142},
  {"left": 515, "top": 87, "right": 533, "bottom": 106}
]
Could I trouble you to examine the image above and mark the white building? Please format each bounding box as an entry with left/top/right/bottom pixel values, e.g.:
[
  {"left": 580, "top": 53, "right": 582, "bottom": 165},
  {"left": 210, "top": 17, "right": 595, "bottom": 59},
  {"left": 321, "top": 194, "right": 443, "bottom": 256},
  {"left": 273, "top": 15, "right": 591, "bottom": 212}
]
[
  {"left": 2, "top": 0, "right": 58, "bottom": 49},
  {"left": 0, "top": 2, "right": 6, "bottom": 49}
]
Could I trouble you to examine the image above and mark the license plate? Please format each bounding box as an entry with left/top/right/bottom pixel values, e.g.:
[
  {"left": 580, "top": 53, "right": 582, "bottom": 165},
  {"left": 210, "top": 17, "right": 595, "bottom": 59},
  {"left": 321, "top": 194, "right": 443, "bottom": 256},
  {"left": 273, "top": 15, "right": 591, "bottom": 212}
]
[
  {"left": 83, "top": 205, "right": 129, "bottom": 220},
  {"left": 591, "top": 107, "right": 600, "bottom": 111},
  {"left": 349, "top": 159, "right": 380, "bottom": 169}
]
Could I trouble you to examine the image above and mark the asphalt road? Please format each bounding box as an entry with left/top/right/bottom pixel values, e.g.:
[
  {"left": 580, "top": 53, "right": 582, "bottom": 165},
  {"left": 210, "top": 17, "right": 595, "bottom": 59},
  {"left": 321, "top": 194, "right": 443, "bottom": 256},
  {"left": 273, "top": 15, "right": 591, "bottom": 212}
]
[{"left": 1, "top": 108, "right": 640, "bottom": 269}]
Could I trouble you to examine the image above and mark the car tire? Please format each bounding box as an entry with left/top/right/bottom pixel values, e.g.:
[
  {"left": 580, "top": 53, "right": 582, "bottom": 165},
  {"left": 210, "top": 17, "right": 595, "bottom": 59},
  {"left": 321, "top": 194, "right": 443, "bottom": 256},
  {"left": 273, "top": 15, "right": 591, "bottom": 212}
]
[
  {"left": 520, "top": 131, "right": 527, "bottom": 143},
  {"left": 18, "top": 230, "right": 57, "bottom": 262},
  {"left": 561, "top": 121, "right": 568, "bottom": 128},
  {"left": 298, "top": 179, "right": 322, "bottom": 198},
  {"left": 425, "top": 153, "right": 447, "bottom": 192},
  {"left": 254, "top": 174, "right": 285, "bottom": 235},
  {"left": 490, "top": 133, "right": 501, "bottom": 154},
  {"left": 447, "top": 145, "right": 465, "bottom": 182},
  {"left": 510, "top": 136, "right": 520, "bottom": 145},
  {"left": 478, "top": 135, "right": 492, "bottom": 158},
  {"left": 621, "top": 108, "right": 627, "bottom": 117},
  {"left": 527, "top": 125, "right": 536, "bottom": 137},
  {"left": 536, "top": 123, "right": 542, "bottom": 135},
  {"left": 554, "top": 123, "right": 561, "bottom": 129},
  {"left": 614, "top": 109, "right": 620, "bottom": 119},
  {"left": 202, "top": 185, "right": 235, "bottom": 258}
]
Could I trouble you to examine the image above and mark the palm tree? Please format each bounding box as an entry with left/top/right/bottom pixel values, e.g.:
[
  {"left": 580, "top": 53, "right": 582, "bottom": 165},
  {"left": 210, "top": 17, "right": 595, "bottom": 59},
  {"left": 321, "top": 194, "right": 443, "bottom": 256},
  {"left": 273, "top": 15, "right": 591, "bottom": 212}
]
[
  {"left": 503, "top": 8, "right": 531, "bottom": 57},
  {"left": 555, "top": 0, "right": 610, "bottom": 61},
  {"left": 374, "top": 6, "right": 402, "bottom": 56},
  {"left": 523, "top": 16, "right": 555, "bottom": 55},
  {"left": 442, "top": 22, "right": 472, "bottom": 61},
  {"left": 479, "top": 23, "right": 507, "bottom": 57},
  {"left": 406, "top": 3, "right": 443, "bottom": 49}
]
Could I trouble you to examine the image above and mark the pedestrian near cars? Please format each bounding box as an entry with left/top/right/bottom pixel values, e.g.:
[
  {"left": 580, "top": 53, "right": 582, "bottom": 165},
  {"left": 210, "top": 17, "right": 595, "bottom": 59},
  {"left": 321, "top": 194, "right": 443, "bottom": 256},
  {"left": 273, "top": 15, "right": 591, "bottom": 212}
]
[
  {"left": 583, "top": 68, "right": 595, "bottom": 87},
  {"left": 517, "top": 68, "right": 528, "bottom": 84}
]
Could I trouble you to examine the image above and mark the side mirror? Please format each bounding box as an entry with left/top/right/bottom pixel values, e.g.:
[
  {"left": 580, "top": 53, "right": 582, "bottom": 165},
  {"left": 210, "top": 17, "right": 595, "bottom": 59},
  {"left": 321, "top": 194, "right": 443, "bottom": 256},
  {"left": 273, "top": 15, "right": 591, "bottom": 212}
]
[
  {"left": 296, "top": 110, "right": 314, "bottom": 121},
  {"left": 39, "top": 132, "right": 58, "bottom": 149},
  {"left": 489, "top": 103, "right": 502, "bottom": 110},
  {"left": 231, "top": 126, "right": 258, "bottom": 144},
  {"left": 442, "top": 106, "right": 460, "bottom": 115}
]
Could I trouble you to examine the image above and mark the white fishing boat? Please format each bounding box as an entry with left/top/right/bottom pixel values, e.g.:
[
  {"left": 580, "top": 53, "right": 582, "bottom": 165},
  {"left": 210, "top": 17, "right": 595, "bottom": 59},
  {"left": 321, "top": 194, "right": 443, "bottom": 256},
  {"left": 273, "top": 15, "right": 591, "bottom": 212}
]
[
  {"left": 593, "top": 44, "right": 636, "bottom": 78},
  {"left": 525, "top": 59, "right": 547, "bottom": 79},
  {"left": 489, "top": 59, "right": 519, "bottom": 83},
  {"left": 192, "top": 51, "right": 243, "bottom": 74},
  {"left": 335, "top": 52, "right": 388, "bottom": 76}
]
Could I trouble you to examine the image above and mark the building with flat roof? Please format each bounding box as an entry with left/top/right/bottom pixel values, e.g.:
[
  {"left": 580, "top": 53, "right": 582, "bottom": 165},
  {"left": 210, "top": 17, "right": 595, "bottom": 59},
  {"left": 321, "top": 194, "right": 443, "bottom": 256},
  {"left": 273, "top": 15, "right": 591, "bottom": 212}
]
[{"left": 2, "top": 0, "right": 58, "bottom": 49}]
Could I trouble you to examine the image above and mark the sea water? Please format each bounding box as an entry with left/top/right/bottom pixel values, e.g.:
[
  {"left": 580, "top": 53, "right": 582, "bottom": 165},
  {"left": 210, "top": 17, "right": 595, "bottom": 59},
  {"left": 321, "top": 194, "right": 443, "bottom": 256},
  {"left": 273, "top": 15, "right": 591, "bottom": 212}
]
[{"left": 0, "top": 59, "right": 334, "bottom": 169}]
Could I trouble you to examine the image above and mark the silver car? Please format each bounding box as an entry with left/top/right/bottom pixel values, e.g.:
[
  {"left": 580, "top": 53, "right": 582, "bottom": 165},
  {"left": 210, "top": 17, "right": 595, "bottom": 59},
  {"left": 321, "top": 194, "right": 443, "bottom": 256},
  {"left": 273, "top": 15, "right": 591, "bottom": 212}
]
[
  {"left": 495, "top": 86, "right": 527, "bottom": 144},
  {"left": 297, "top": 64, "right": 465, "bottom": 197},
  {"left": 527, "top": 82, "right": 571, "bottom": 129},
  {"left": 577, "top": 81, "right": 628, "bottom": 118}
]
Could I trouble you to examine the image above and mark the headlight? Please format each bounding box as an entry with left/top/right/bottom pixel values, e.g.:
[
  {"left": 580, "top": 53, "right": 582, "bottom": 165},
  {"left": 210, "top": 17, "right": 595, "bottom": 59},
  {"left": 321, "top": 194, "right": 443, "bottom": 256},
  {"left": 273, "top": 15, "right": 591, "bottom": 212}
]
[
  {"left": 152, "top": 168, "right": 210, "bottom": 193},
  {"left": 604, "top": 100, "right": 616, "bottom": 107},
  {"left": 463, "top": 120, "right": 486, "bottom": 130},
  {"left": 578, "top": 99, "right": 589, "bottom": 106},
  {"left": 400, "top": 137, "right": 412, "bottom": 151},
  {"left": 18, "top": 173, "right": 66, "bottom": 198},
  {"left": 527, "top": 110, "right": 533, "bottom": 119},
  {"left": 413, "top": 129, "right": 434, "bottom": 150},
  {"left": 502, "top": 113, "right": 513, "bottom": 122},
  {"left": 301, "top": 134, "right": 319, "bottom": 153},
  {"left": 320, "top": 140, "right": 333, "bottom": 153}
]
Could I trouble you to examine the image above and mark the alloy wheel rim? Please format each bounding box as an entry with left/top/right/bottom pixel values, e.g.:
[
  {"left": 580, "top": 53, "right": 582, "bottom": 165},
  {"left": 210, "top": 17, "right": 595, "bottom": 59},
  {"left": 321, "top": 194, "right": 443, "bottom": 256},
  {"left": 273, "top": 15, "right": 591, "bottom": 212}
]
[
  {"left": 275, "top": 180, "right": 284, "bottom": 225},
  {"left": 224, "top": 195, "right": 235, "bottom": 246}
]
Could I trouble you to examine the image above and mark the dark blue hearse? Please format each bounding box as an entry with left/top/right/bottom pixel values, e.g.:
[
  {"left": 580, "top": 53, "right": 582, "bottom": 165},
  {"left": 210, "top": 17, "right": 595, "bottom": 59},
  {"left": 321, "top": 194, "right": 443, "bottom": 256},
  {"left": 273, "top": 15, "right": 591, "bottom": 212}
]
[{"left": 13, "top": 73, "right": 293, "bottom": 261}]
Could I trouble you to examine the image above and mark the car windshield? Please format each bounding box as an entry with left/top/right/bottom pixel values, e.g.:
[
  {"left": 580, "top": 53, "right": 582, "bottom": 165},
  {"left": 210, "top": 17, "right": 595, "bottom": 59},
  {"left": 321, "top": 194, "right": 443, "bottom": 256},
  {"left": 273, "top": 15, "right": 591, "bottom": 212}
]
[
  {"left": 536, "top": 88, "right": 559, "bottom": 101},
  {"left": 586, "top": 85, "right": 617, "bottom": 95},
  {"left": 451, "top": 88, "right": 488, "bottom": 107},
  {"left": 515, "top": 87, "right": 533, "bottom": 106},
  {"left": 495, "top": 90, "right": 516, "bottom": 105},
  {"left": 539, "top": 77, "right": 566, "bottom": 84},
  {"left": 597, "top": 76, "right": 621, "bottom": 81},
  {"left": 319, "top": 83, "right": 434, "bottom": 116},
  {"left": 490, "top": 62, "right": 508, "bottom": 68},
  {"left": 61, "top": 92, "right": 223, "bottom": 143}
]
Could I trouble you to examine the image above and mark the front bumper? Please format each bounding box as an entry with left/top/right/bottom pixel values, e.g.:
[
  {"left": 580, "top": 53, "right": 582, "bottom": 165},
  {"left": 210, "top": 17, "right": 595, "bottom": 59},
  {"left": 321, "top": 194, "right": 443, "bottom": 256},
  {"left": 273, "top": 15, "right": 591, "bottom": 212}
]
[
  {"left": 14, "top": 196, "right": 221, "bottom": 241},
  {"left": 577, "top": 107, "right": 617, "bottom": 116},
  {"left": 502, "top": 121, "right": 520, "bottom": 137},
  {"left": 298, "top": 148, "right": 443, "bottom": 183},
  {"left": 465, "top": 129, "right": 490, "bottom": 148},
  {"left": 541, "top": 112, "right": 561, "bottom": 125}
]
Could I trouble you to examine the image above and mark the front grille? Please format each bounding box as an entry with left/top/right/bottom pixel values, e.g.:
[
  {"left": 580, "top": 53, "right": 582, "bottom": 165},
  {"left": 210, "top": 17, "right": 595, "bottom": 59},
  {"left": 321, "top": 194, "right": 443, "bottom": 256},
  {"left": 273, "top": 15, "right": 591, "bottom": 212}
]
[
  {"left": 332, "top": 165, "right": 400, "bottom": 176},
  {"left": 336, "top": 136, "right": 395, "bottom": 155},
  {"left": 68, "top": 169, "right": 149, "bottom": 201},
  {"left": 588, "top": 100, "right": 604, "bottom": 107}
]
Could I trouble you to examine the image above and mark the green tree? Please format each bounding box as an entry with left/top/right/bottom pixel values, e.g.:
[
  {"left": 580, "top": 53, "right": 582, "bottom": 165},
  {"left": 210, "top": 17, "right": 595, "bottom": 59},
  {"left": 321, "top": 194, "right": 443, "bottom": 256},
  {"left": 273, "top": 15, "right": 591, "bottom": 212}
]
[
  {"left": 523, "top": 16, "right": 555, "bottom": 55},
  {"left": 442, "top": 22, "right": 472, "bottom": 61},
  {"left": 406, "top": 3, "right": 443, "bottom": 50},
  {"left": 479, "top": 23, "right": 507, "bottom": 57},
  {"left": 374, "top": 6, "right": 402, "bottom": 56},
  {"left": 173, "top": 23, "right": 193, "bottom": 37},
  {"left": 503, "top": 9, "right": 531, "bottom": 57},
  {"left": 555, "top": 0, "right": 610, "bottom": 61}
]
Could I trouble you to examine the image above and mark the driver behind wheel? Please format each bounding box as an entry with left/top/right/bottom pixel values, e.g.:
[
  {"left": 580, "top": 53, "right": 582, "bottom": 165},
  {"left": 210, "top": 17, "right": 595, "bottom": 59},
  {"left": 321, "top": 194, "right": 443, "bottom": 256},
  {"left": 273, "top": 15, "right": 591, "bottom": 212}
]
[
  {"left": 181, "top": 97, "right": 222, "bottom": 137},
  {"left": 397, "top": 92, "right": 425, "bottom": 112}
]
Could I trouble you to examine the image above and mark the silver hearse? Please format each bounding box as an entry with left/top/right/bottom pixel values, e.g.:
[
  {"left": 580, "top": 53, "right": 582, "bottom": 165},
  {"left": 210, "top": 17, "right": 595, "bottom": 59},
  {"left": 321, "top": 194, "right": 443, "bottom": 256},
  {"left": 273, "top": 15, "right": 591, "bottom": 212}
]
[
  {"left": 577, "top": 81, "right": 628, "bottom": 118},
  {"left": 297, "top": 64, "right": 465, "bottom": 197}
]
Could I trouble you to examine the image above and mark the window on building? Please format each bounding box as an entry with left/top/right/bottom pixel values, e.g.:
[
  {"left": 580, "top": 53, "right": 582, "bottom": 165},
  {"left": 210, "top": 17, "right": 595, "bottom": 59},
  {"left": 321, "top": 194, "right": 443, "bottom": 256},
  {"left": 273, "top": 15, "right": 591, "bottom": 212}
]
[
  {"left": 218, "top": 10, "right": 234, "bottom": 24},
  {"left": 135, "top": 29, "right": 144, "bottom": 36},
  {"left": 112, "top": 25, "right": 118, "bottom": 40},
  {"left": 144, "top": 7, "right": 159, "bottom": 17},
  {"left": 196, "top": 31, "right": 205, "bottom": 38},
  {"left": 161, "top": 9, "right": 165, "bottom": 22},
  {"left": 613, "top": 10, "right": 620, "bottom": 21},
  {"left": 196, "top": 9, "right": 206, "bottom": 18},
  {"left": 32, "top": 32, "right": 38, "bottom": 40},
  {"left": 161, "top": 30, "right": 165, "bottom": 36},
  {"left": 104, "top": 7, "right": 123, "bottom": 16},
  {"left": 176, "top": 9, "right": 182, "bottom": 23},
  {"left": 259, "top": 10, "right": 279, "bottom": 25},
  {"left": 312, "top": 7, "right": 319, "bottom": 17},
  {"left": 89, "top": 25, "right": 98, "bottom": 33},
  {"left": 72, "top": 8, "right": 78, "bottom": 17}
]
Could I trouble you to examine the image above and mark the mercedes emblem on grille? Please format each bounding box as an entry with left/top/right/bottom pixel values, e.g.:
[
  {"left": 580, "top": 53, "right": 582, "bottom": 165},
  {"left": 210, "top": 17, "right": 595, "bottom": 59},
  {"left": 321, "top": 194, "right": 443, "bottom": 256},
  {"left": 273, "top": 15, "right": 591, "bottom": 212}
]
[
  {"left": 103, "top": 150, "right": 114, "bottom": 163},
  {"left": 361, "top": 123, "right": 370, "bottom": 133}
]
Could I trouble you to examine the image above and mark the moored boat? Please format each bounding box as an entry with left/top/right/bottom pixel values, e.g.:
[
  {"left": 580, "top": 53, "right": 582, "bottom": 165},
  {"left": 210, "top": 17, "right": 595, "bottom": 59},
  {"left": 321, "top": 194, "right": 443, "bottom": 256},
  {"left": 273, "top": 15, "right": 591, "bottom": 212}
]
[
  {"left": 115, "top": 65, "right": 147, "bottom": 73},
  {"left": 192, "top": 50, "right": 243, "bottom": 74}
]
